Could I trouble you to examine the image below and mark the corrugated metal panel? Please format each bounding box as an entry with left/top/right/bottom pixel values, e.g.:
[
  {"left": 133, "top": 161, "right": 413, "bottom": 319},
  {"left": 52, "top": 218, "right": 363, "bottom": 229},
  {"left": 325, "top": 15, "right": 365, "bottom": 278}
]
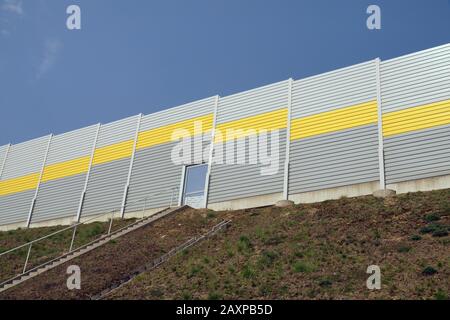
[
  {"left": 140, "top": 97, "right": 216, "bottom": 131},
  {"left": 31, "top": 174, "right": 86, "bottom": 223},
  {"left": 381, "top": 44, "right": 450, "bottom": 113},
  {"left": 216, "top": 80, "right": 289, "bottom": 124},
  {"left": 96, "top": 115, "right": 139, "bottom": 148},
  {"left": 289, "top": 125, "right": 380, "bottom": 193},
  {"left": 31, "top": 126, "right": 97, "bottom": 223},
  {"left": 80, "top": 116, "right": 139, "bottom": 217},
  {"left": 292, "top": 60, "right": 376, "bottom": 118},
  {"left": 126, "top": 135, "right": 211, "bottom": 213},
  {"left": 0, "top": 144, "right": 9, "bottom": 177},
  {"left": 81, "top": 158, "right": 131, "bottom": 216},
  {"left": 45, "top": 125, "right": 97, "bottom": 165},
  {"left": 208, "top": 130, "right": 286, "bottom": 203},
  {"left": 384, "top": 124, "right": 450, "bottom": 184},
  {"left": 380, "top": 44, "right": 450, "bottom": 184},
  {"left": 288, "top": 61, "right": 379, "bottom": 195},
  {"left": 207, "top": 81, "right": 289, "bottom": 203},
  {"left": 1, "top": 136, "right": 49, "bottom": 180},
  {"left": 125, "top": 142, "right": 182, "bottom": 213},
  {"left": 0, "top": 190, "right": 36, "bottom": 225}
]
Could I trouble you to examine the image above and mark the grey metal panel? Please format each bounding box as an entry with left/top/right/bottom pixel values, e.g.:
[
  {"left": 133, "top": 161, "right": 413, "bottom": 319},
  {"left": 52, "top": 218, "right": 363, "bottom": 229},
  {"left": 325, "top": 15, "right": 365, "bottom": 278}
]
[
  {"left": 289, "top": 125, "right": 379, "bottom": 193},
  {"left": 1, "top": 136, "right": 49, "bottom": 179},
  {"left": 384, "top": 124, "right": 450, "bottom": 184},
  {"left": 125, "top": 134, "right": 211, "bottom": 212},
  {"left": 208, "top": 130, "right": 286, "bottom": 203},
  {"left": 381, "top": 44, "right": 450, "bottom": 113},
  {"left": 96, "top": 115, "right": 139, "bottom": 148},
  {"left": 292, "top": 60, "right": 376, "bottom": 119},
  {"left": 0, "top": 190, "right": 35, "bottom": 225},
  {"left": 0, "top": 145, "right": 8, "bottom": 177},
  {"left": 140, "top": 97, "right": 216, "bottom": 131},
  {"left": 31, "top": 174, "right": 86, "bottom": 223},
  {"left": 125, "top": 142, "right": 182, "bottom": 213},
  {"left": 81, "top": 157, "right": 131, "bottom": 216},
  {"left": 46, "top": 125, "right": 98, "bottom": 165},
  {"left": 216, "top": 80, "right": 289, "bottom": 124}
]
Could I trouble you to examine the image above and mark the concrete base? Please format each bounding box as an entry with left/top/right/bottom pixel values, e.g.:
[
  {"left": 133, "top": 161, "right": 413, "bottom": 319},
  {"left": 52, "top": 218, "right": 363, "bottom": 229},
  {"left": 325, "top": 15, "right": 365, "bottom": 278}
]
[
  {"left": 373, "top": 189, "right": 396, "bottom": 198},
  {"left": 275, "top": 200, "right": 295, "bottom": 207},
  {"left": 387, "top": 175, "right": 450, "bottom": 195},
  {"left": 288, "top": 181, "right": 380, "bottom": 204},
  {"left": 208, "top": 192, "right": 284, "bottom": 211}
]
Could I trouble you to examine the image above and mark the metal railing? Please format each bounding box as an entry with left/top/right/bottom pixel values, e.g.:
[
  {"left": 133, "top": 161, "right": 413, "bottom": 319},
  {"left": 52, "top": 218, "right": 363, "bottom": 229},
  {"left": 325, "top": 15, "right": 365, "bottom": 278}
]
[
  {"left": 0, "top": 186, "right": 179, "bottom": 286},
  {"left": 95, "top": 219, "right": 231, "bottom": 300}
]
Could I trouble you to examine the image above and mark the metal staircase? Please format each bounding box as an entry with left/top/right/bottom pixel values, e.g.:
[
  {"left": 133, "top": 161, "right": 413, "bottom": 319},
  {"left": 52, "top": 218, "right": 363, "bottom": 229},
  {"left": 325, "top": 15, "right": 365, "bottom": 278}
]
[{"left": 0, "top": 206, "right": 188, "bottom": 292}]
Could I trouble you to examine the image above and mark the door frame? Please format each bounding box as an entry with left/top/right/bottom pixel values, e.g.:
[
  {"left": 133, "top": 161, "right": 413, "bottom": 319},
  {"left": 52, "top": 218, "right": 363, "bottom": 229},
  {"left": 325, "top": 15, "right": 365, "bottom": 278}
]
[{"left": 178, "top": 163, "right": 208, "bottom": 207}]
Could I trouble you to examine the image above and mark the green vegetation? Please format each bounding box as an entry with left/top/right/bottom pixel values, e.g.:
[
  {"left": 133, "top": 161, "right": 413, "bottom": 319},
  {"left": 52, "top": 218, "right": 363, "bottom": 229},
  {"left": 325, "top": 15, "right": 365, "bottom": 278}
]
[{"left": 108, "top": 188, "right": 449, "bottom": 300}]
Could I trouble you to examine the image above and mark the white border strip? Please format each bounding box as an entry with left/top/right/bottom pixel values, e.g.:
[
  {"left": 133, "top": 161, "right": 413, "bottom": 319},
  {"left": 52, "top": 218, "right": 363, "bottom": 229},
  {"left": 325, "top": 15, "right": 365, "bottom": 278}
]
[
  {"left": 283, "top": 78, "right": 293, "bottom": 200},
  {"left": 26, "top": 134, "right": 53, "bottom": 227},
  {"left": 121, "top": 114, "right": 142, "bottom": 218},
  {"left": 203, "top": 95, "right": 219, "bottom": 208},
  {"left": 375, "top": 58, "right": 386, "bottom": 189},
  {"left": 76, "top": 123, "right": 101, "bottom": 222}
]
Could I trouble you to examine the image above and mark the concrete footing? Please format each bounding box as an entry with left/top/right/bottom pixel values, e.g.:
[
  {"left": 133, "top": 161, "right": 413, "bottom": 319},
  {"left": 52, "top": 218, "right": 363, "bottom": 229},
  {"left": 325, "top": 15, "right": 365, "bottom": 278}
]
[
  {"left": 275, "top": 200, "right": 295, "bottom": 207},
  {"left": 372, "top": 189, "right": 396, "bottom": 198}
]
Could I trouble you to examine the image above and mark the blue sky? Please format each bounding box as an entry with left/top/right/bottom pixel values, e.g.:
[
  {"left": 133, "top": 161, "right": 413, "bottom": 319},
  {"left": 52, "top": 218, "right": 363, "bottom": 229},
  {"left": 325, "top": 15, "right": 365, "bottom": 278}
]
[{"left": 0, "top": 0, "right": 449, "bottom": 145}]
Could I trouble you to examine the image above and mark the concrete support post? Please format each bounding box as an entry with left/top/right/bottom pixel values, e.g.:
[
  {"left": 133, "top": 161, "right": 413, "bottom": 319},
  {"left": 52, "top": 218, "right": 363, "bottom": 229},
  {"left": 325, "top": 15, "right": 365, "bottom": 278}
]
[
  {"left": 0, "top": 143, "right": 11, "bottom": 179},
  {"left": 375, "top": 58, "right": 386, "bottom": 189},
  {"left": 283, "top": 78, "right": 293, "bottom": 200},
  {"left": 26, "top": 134, "right": 53, "bottom": 227},
  {"left": 121, "top": 114, "right": 142, "bottom": 218},
  {"left": 76, "top": 123, "right": 101, "bottom": 223},
  {"left": 203, "top": 95, "right": 220, "bottom": 208}
]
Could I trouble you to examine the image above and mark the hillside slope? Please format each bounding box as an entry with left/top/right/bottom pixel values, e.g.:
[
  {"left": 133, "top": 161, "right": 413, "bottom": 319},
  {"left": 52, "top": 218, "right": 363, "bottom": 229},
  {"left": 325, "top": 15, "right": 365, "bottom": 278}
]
[
  {"left": 109, "top": 189, "right": 450, "bottom": 300},
  {"left": 0, "top": 207, "right": 225, "bottom": 299}
]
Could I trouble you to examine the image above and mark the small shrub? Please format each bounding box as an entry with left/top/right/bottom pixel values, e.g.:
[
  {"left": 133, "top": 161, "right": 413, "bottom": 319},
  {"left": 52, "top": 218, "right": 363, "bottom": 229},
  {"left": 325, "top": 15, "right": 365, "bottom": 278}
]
[
  {"left": 241, "top": 264, "right": 256, "bottom": 279},
  {"left": 397, "top": 246, "right": 411, "bottom": 253},
  {"left": 420, "top": 223, "right": 443, "bottom": 234},
  {"left": 293, "top": 260, "right": 315, "bottom": 273},
  {"left": 237, "top": 235, "right": 252, "bottom": 252},
  {"left": 206, "top": 211, "right": 217, "bottom": 219},
  {"left": 432, "top": 229, "right": 448, "bottom": 237},
  {"left": 182, "top": 292, "right": 192, "bottom": 300},
  {"left": 422, "top": 266, "right": 438, "bottom": 276},
  {"left": 424, "top": 213, "right": 440, "bottom": 222},
  {"left": 150, "top": 288, "right": 164, "bottom": 298},
  {"left": 188, "top": 265, "right": 202, "bottom": 278},
  {"left": 410, "top": 235, "right": 421, "bottom": 241},
  {"left": 439, "top": 201, "right": 450, "bottom": 216},
  {"left": 258, "top": 251, "right": 278, "bottom": 268},
  {"left": 319, "top": 279, "right": 333, "bottom": 287},
  {"left": 208, "top": 292, "right": 222, "bottom": 300},
  {"left": 434, "top": 289, "right": 448, "bottom": 300}
]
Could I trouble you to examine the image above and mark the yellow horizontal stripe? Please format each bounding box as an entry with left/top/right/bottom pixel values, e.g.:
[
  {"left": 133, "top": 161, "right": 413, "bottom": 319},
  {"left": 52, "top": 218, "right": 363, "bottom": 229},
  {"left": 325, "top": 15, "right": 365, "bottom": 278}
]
[
  {"left": 41, "top": 156, "right": 90, "bottom": 182},
  {"left": 215, "top": 108, "right": 288, "bottom": 143},
  {"left": 137, "top": 114, "right": 213, "bottom": 150},
  {"left": 383, "top": 99, "right": 450, "bottom": 137},
  {"left": 92, "top": 140, "right": 134, "bottom": 166},
  {"left": 0, "top": 173, "right": 39, "bottom": 196},
  {"left": 291, "top": 101, "right": 378, "bottom": 140}
]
